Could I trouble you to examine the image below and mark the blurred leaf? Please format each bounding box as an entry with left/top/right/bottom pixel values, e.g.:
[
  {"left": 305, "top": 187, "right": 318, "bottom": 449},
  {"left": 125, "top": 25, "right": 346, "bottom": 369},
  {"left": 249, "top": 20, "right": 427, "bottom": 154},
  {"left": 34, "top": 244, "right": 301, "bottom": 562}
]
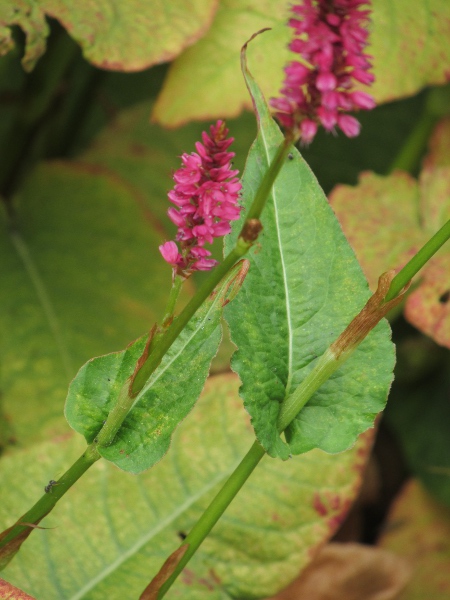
[
  {"left": 368, "top": 0, "right": 450, "bottom": 104},
  {"left": 329, "top": 164, "right": 450, "bottom": 347},
  {"left": 0, "top": 1, "right": 49, "bottom": 72},
  {"left": 266, "top": 543, "right": 411, "bottom": 600},
  {"left": 153, "top": 0, "right": 450, "bottom": 127},
  {"left": 152, "top": 0, "right": 290, "bottom": 126},
  {"left": 65, "top": 262, "right": 246, "bottom": 474},
  {"left": 380, "top": 479, "right": 450, "bottom": 600},
  {"left": 81, "top": 101, "right": 256, "bottom": 228},
  {"left": 0, "top": 578, "right": 36, "bottom": 600},
  {"left": 0, "top": 159, "right": 181, "bottom": 447},
  {"left": 1, "top": 0, "right": 219, "bottom": 72},
  {"left": 224, "top": 53, "right": 394, "bottom": 459},
  {"left": 386, "top": 354, "right": 450, "bottom": 507},
  {"left": 1, "top": 374, "right": 374, "bottom": 600}
]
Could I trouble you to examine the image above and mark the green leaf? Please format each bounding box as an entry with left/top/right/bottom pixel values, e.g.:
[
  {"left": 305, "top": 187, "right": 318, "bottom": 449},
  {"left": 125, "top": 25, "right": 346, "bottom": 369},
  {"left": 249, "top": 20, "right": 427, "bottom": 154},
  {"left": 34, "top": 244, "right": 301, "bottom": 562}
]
[
  {"left": 0, "top": 1, "right": 49, "bottom": 72},
  {"left": 0, "top": 160, "right": 180, "bottom": 447},
  {"left": 224, "top": 63, "right": 395, "bottom": 459},
  {"left": 368, "top": 0, "right": 450, "bottom": 104},
  {"left": 65, "top": 262, "right": 245, "bottom": 474},
  {"left": 1, "top": 0, "right": 218, "bottom": 72},
  {"left": 152, "top": 0, "right": 450, "bottom": 127},
  {"left": 1, "top": 374, "right": 374, "bottom": 600},
  {"left": 152, "top": 0, "right": 290, "bottom": 126}
]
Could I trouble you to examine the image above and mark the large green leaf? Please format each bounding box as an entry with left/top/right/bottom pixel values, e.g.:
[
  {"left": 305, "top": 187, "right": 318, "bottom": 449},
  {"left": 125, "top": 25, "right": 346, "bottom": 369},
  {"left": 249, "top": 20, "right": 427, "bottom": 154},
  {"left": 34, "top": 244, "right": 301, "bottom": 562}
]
[
  {"left": 1, "top": 374, "right": 374, "bottom": 600},
  {"left": 0, "top": 160, "right": 181, "bottom": 447},
  {"left": 153, "top": 0, "right": 450, "bottom": 127},
  {"left": 65, "top": 262, "right": 245, "bottom": 474},
  {"left": 0, "top": 0, "right": 218, "bottom": 72},
  {"left": 224, "top": 62, "right": 395, "bottom": 459}
]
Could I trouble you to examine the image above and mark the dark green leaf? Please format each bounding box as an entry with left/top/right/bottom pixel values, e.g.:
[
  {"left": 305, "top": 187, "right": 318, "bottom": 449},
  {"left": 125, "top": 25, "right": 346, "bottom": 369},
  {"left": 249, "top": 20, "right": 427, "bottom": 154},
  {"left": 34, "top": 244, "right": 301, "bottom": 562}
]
[
  {"left": 65, "top": 262, "right": 245, "bottom": 474},
  {"left": 224, "top": 62, "right": 395, "bottom": 459}
]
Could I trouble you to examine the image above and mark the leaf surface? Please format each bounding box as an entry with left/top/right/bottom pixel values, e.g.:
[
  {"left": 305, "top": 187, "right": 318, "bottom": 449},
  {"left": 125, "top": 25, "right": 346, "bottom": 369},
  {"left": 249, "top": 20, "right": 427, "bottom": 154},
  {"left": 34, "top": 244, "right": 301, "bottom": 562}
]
[
  {"left": 0, "top": 0, "right": 218, "bottom": 71},
  {"left": 65, "top": 262, "right": 245, "bottom": 474},
  {"left": 153, "top": 0, "right": 450, "bottom": 126},
  {"left": 224, "top": 60, "right": 394, "bottom": 459},
  {"left": 0, "top": 160, "right": 181, "bottom": 447},
  {"left": 1, "top": 374, "right": 374, "bottom": 600},
  {"left": 329, "top": 133, "right": 450, "bottom": 348},
  {"left": 380, "top": 479, "right": 450, "bottom": 600}
]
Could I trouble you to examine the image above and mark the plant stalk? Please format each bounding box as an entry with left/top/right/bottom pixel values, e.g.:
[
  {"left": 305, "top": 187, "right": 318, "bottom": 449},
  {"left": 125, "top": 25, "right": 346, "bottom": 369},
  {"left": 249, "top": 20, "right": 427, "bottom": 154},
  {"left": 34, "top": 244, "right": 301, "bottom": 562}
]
[
  {"left": 95, "top": 138, "right": 293, "bottom": 449},
  {"left": 0, "top": 444, "right": 100, "bottom": 555},
  {"left": 153, "top": 218, "right": 450, "bottom": 598}
]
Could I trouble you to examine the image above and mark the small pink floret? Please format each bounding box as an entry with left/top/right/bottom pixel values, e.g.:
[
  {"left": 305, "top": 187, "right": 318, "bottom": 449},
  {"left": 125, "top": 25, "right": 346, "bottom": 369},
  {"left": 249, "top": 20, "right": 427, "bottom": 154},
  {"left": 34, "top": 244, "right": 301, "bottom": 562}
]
[{"left": 159, "top": 241, "right": 181, "bottom": 266}]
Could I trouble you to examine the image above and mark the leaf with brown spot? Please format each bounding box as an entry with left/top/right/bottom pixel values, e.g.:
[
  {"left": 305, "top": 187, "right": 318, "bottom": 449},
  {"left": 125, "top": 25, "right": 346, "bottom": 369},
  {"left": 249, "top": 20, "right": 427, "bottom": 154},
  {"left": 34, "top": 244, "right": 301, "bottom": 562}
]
[
  {"left": 1, "top": 375, "right": 376, "bottom": 599},
  {"left": 266, "top": 543, "right": 411, "bottom": 600},
  {"left": 0, "top": 578, "right": 36, "bottom": 600},
  {"left": 329, "top": 162, "right": 450, "bottom": 348},
  {"left": 380, "top": 480, "right": 450, "bottom": 600}
]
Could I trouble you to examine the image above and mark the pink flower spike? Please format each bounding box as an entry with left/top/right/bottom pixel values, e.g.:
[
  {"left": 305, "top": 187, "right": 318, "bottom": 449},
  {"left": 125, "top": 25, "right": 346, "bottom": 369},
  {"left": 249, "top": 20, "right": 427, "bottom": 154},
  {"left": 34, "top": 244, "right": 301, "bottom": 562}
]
[
  {"left": 161, "top": 120, "right": 242, "bottom": 274},
  {"left": 271, "top": 0, "right": 375, "bottom": 143}
]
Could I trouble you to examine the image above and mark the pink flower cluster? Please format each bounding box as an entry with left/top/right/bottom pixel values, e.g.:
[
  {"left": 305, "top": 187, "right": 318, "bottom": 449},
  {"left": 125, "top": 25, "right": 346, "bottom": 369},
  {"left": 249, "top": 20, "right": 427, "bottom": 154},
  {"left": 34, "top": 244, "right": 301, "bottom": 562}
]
[
  {"left": 271, "top": 0, "right": 375, "bottom": 144},
  {"left": 159, "top": 121, "right": 242, "bottom": 273}
]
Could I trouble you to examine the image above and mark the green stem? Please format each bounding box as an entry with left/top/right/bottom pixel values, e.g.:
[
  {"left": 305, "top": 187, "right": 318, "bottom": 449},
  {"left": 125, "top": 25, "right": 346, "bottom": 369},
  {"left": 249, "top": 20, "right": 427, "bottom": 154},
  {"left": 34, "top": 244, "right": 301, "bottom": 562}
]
[
  {"left": 96, "top": 138, "right": 293, "bottom": 448},
  {"left": 154, "top": 216, "right": 450, "bottom": 598},
  {"left": 388, "top": 85, "right": 450, "bottom": 175},
  {"left": 385, "top": 218, "right": 450, "bottom": 301},
  {"left": 0, "top": 444, "right": 100, "bottom": 550},
  {"left": 277, "top": 349, "right": 339, "bottom": 432},
  {"left": 161, "top": 275, "right": 184, "bottom": 327},
  {"left": 157, "top": 441, "right": 266, "bottom": 598},
  {"left": 389, "top": 107, "right": 438, "bottom": 174}
]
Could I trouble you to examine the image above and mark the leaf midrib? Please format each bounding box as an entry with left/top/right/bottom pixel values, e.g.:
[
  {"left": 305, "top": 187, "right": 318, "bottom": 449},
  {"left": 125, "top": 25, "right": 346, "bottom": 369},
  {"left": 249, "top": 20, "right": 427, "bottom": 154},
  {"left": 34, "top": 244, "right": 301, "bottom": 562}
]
[{"left": 260, "top": 129, "right": 294, "bottom": 397}]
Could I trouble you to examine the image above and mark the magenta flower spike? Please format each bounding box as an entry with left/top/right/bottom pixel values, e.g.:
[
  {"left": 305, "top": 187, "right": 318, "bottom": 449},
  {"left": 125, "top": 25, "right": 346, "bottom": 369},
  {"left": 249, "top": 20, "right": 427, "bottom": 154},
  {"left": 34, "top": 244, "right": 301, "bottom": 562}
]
[
  {"left": 159, "top": 120, "right": 242, "bottom": 275},
  {"left": 271, "top": 0, "right": 375, "bottom": 144}
]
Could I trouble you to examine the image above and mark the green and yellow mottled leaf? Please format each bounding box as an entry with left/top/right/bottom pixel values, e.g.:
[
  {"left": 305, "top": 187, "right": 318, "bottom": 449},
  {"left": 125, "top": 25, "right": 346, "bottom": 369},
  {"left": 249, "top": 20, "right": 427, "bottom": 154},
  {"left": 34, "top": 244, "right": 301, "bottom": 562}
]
[
  {"left": 329, "top": 162, "right": 450, "bottom": 348},
  {"left": 0, "top": 160, "right": 179, "bottom": 447},
  {"left": 1, "top": 374, "right": 374, "bottom": 600},
  {"left": 1, "top": 0, "right": 218, "bottom": 71}
]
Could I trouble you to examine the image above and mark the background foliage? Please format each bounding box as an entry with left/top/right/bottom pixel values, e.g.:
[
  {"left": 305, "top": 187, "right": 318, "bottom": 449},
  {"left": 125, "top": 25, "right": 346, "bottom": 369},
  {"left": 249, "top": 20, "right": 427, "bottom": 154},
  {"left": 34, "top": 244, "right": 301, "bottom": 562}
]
[{"left": 0, "top": 1, "right": 449, "bottom": 598}]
